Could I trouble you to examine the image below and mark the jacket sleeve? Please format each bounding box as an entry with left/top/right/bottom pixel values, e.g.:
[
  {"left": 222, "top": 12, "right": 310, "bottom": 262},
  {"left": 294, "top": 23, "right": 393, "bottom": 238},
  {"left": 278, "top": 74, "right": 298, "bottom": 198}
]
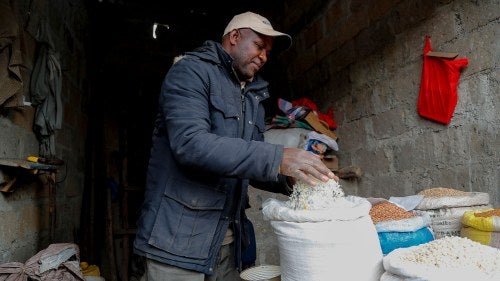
[
  {"left": 160, "top": 58, "right": 282, "bottom": 183},
  {"left": 250, "top": 175, "right": 293, "bottom": 195}
]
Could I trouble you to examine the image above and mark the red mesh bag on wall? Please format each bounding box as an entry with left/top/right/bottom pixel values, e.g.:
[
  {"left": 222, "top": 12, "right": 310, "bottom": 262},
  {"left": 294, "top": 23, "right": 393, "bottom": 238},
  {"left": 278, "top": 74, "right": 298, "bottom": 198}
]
[{"left": 417, "top": 36, "right": 469, "bottom": 125}]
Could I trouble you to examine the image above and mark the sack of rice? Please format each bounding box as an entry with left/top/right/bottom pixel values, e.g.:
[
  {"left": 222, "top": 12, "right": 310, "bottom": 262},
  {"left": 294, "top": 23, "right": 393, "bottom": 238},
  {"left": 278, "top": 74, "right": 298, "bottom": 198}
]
[
  {"left": 461, "top": 209, "right": 500, "bottom": 249},
  {"left": 413, "top": 187, "right": 491, "bottom": 239},
  {"left": 262, "top": 179, "right": 383, "bottom": 281},
  {"left": 380, "top": 271, "right": 420, "bottom": 281},
  {"left": 382, "top": 236, "right": 500, "bottom": 280}
]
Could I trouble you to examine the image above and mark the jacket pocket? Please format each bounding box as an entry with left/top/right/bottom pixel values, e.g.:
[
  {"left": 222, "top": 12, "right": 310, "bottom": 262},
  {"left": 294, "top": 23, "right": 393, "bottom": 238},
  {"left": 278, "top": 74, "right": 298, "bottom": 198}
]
[
  {"left": 148, "top": 179, "right": 226, "bottom": 260},
  {"left": 209, "top": 93, "right": 240, "bottom": 137},
  {"left": 210, "top": 93, "right": 239, "bottom": 118}
]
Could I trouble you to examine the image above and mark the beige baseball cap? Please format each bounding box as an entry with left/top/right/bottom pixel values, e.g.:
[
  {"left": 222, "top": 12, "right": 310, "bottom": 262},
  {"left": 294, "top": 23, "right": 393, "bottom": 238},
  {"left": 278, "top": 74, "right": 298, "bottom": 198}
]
[{"left": 223, "top": 12, "right": 292, "bottom": 51}]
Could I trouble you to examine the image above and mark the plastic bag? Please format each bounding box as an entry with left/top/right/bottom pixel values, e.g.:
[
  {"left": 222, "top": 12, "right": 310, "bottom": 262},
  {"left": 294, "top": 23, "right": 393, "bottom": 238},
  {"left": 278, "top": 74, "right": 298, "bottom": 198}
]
[
  {"left": 461, "top": 209, "right": 500, "bottom": 249},
  {"left": 417, "top": 36, "right": 468, "bottom": 124},
  {"left": 378, "top": 227, "right": 434, "bottom": 255},
  {"left": 461, "top": 209, "right": 500, "bottom": 232}
]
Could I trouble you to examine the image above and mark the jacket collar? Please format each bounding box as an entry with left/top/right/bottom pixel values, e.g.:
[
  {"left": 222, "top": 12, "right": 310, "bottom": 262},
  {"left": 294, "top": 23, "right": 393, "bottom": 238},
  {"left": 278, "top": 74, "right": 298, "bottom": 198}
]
[
  {"left": 187, "top": 40, "right": 270, "bottom": 99},
  {"left": 186, "top": 40, "right": 226, "bottom": 65}
]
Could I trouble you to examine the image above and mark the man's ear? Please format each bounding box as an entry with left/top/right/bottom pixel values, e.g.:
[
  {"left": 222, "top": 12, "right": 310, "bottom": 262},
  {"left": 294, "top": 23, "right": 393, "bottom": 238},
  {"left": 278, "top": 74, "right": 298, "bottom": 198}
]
[{"left": 228, "top": 29, "right": 240, "bottom": 45}]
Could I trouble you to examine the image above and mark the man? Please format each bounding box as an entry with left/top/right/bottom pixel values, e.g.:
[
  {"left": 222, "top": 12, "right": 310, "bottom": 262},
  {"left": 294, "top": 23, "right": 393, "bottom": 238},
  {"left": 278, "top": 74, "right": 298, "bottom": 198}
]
[{"left": 133, "top": 11, "right": 337, "bottom": 281}]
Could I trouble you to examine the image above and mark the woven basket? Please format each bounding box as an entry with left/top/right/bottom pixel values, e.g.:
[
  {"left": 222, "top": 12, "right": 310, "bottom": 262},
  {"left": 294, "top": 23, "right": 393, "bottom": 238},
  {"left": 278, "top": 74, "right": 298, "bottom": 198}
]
[{"left": 240, "top": 265, "right": 281, "bottom": 281}]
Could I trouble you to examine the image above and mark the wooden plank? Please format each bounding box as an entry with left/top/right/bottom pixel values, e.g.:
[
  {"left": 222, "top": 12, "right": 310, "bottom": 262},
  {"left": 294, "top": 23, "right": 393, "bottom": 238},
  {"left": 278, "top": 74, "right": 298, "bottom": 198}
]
[{"left": 0, "top": 178, "right": 17, "bottom": 193}]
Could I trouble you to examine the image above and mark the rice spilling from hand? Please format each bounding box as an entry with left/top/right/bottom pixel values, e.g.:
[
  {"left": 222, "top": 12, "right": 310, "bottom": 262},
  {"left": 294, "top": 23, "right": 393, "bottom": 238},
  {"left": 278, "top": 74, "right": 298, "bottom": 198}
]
[{"left": 286, "top": 179, "right": 345, "bottom": 210}]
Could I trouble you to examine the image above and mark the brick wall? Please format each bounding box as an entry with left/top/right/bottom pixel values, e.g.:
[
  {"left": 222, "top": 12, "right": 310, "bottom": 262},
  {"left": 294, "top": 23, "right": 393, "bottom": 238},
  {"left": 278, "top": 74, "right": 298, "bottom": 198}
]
[
  {"left": 0, "top": 0, "right": 88, "bottom": 262},
  {"left": 249, "top": 0, "right": 499, "bottom": 266}
]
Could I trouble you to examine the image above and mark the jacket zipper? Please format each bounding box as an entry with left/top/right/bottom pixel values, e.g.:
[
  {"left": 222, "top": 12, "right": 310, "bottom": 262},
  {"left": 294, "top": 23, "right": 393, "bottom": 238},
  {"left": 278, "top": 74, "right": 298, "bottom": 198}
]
[{"left": 239, "top": 86, "right": 246, "bottom": 138}]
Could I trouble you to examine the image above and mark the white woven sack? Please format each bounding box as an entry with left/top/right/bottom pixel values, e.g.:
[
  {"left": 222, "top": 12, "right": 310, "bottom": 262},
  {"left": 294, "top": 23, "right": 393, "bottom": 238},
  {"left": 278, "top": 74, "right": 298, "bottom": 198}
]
[
  {"left": 413, "top": 205, "right": 492, "bottom": 239},
  {"left": 375, "top": 213, "right": 432, "bottom": 233},
  {"left": 264, "top": 128, "right": 310, "bottom": 148},
  {"left": 262, "top": 195, "right": 370, "bottom": 222},
  {"left": 382, "top": 244, "right": 500, "bottom": 281},
  {"left": 413, "top": 205, "right": 492, "bottom": 220},
  {"left": 263, "top": 196, "right": 383, "bottom": 281},
  {"left": 380, "top": 271, "right": 424, "bottom": 281},
  {"left": 415, "top": 192, "right": 489, "bottom": 210},
  {"left": 427, "top": 216, "right": 462, "bottom": 239}
]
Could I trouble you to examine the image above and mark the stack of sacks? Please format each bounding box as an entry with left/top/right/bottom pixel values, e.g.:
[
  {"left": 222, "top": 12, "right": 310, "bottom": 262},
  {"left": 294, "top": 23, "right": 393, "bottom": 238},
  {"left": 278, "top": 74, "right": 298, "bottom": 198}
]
[
  {"left": 412, "top": 187, "right": 491, "bottom": 239},
  {"left": 369, "top": 201, "right": 434, "bottom": 255},
  {"left": 380, "top": 236, "right": 500, "bottom": 280},
  {"left": 461, "top": 208, "right": 500, "bottom": 249}
]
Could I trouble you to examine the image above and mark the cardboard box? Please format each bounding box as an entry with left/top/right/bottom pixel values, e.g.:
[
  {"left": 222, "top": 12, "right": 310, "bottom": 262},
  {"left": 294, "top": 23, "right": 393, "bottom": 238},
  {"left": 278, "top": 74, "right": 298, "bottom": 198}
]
[{"left": 304, "top": 111, "right": 337, "bottom": 140}]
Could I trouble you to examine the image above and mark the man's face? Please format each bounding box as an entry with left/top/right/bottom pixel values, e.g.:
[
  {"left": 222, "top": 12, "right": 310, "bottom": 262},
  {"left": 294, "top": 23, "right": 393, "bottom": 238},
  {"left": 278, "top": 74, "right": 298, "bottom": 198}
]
[{"left": 230, "top": 28, "right": 274, "bottom": 81}]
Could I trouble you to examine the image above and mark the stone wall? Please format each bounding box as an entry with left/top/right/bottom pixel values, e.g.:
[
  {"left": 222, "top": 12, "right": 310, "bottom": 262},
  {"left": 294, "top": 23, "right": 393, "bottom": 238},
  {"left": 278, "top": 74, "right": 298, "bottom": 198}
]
[
  {"left": 0, "top": 0, "right": 88, "bottom": 263},
  {"left": 249, "top": 0, "right": 499, "bottom": 267},
  {"left": 0, "top": 0, "right": 497, "bottom": 273}
]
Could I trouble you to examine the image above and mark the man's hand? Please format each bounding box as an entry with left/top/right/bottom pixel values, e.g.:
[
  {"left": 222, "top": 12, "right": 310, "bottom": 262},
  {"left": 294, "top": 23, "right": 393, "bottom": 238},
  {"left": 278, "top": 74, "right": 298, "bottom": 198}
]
[{"left": 280, "top": 147, "right": 339, "bottom": 186}]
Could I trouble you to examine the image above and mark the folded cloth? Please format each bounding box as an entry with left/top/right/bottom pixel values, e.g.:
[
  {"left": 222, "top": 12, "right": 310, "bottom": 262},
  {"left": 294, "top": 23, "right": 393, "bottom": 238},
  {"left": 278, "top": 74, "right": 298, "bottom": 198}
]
[
  {"left": 266, "top": 115, "right": 313, "bottom": 130},
  {"left": 277, "top": 98, "right": 338, "bottom": 140},
  {"left": 291, "top": 97, "right": 337, "bottom": 129}
]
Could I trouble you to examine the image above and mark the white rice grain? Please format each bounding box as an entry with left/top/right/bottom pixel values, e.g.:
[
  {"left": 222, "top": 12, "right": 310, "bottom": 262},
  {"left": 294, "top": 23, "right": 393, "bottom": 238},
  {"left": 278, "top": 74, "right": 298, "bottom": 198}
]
[
  {"left": 286, "top": 179, "right": 345, "bottom": 210},
  {"left": 401, "top": 236, "right": 500, "bottom": 274}
]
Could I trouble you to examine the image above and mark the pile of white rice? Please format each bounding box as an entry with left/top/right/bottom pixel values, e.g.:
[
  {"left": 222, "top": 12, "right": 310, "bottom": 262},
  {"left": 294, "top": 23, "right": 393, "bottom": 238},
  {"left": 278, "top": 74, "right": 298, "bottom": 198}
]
[
  {"left": 286, "top": 179, "right": 345, "bottom": 210},
  {"left": 400, "top": 236, "right": 500, "bottom": 273}
]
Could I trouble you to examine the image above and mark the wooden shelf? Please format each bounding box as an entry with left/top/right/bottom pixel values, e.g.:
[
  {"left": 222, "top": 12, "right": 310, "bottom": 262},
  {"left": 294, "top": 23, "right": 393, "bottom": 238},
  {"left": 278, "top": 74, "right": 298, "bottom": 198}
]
[
  {"left": 0, "top": 158, "right": 58, "bottom": 170},
  {"left": 0, "top": 158, "right": 59, "bottom": 193}
]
